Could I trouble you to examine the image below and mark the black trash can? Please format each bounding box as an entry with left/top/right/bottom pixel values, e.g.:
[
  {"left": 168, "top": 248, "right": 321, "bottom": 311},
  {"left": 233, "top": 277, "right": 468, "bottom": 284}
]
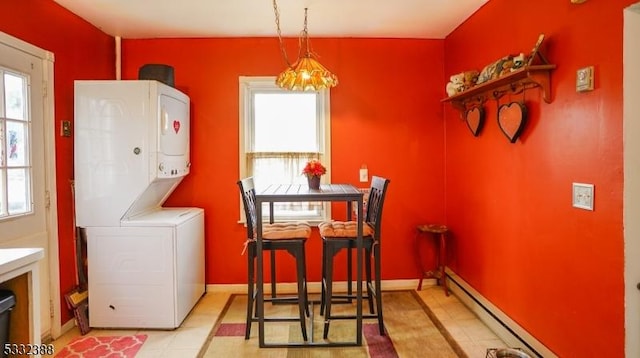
[{"left": 0, "top": 290, "right": 16, "bottom": 358}]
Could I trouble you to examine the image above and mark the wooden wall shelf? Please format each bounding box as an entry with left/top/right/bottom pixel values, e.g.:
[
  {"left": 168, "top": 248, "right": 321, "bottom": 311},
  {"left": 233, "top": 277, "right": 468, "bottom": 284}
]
[{"left": 442, "top": 64, "right": 556, "bottom": 114}]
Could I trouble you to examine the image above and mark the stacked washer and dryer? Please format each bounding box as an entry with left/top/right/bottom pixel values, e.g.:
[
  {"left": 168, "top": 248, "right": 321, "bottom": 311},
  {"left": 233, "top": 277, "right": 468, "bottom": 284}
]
[{"left": 74, "top": 80, "right": 205, "bottom": 329}]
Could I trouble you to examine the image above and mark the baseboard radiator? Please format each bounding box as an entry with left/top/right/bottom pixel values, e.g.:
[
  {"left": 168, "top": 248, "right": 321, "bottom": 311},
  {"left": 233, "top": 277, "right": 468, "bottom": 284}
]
[{"left": 445, "top": 268, "right": 557, "bottom": 358}]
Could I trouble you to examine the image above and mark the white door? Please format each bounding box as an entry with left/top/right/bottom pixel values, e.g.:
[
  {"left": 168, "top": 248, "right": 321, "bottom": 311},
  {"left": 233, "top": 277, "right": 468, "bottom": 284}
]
[
  {"left": 625, "top": 3, "right": 640, "bottom": 357},
  {"left": 0, "top": 32, "right": 57, "bottom": 339}
]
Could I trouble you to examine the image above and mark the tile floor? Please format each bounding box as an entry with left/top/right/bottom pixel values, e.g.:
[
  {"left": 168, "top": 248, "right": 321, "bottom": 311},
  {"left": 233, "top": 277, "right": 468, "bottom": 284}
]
[
  {"left": 415, "top": 286, "right": 508, "bottom": 358},
  {"left": 51, "top": 285, "right": 507, "bottom": 357}
]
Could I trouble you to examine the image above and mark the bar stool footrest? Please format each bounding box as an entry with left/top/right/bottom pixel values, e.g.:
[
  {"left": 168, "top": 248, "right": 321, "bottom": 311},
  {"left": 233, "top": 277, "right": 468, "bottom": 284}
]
[
  {"left": 325, "top": 313, "right": 379, "bottom": 321},
  {"left": 254, "top": 316, "right": 309, "bottom": 322},
  {"left": 266, "top": 296, "right": 304, "bottom": 304}
]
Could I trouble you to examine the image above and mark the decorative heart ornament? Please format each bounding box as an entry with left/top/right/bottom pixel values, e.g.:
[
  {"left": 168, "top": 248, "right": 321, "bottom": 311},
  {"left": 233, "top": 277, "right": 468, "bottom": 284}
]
[
  {"left": 173, "top": 120, "right": 180, "bottom": 134},
  {"left": 465, "top": 107, "right": 485, "bottom": 137},
  {"left": 497, "top": 102, "right": 527, "bottom": 143}
]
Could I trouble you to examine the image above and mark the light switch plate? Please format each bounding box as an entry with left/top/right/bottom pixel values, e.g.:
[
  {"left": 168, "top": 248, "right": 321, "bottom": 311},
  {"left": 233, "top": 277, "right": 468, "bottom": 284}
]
[
  {"left": 576, "top": 66, "right": 594, "bottom": 92},
  {"left": 572, "top": 182, "right": 594, "bottom": 210},
  {"left": 61, "top": 120, "right": 72, "bottom": 137}
]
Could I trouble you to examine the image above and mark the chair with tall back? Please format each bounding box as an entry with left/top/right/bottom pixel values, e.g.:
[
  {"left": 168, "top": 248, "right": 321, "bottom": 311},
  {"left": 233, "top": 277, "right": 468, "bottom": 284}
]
[
  {"left": 237, "top": 177, "right": 311, "bottom": 341},
  {"left": 318, "top": 175, "right": 390, "bottom": 338}
]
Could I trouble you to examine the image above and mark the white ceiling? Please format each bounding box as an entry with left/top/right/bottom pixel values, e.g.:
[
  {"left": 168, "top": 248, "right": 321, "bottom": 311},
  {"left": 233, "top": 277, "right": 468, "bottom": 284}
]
[{"left": 52, "top": 0, "right": 489, "bottom": 39}]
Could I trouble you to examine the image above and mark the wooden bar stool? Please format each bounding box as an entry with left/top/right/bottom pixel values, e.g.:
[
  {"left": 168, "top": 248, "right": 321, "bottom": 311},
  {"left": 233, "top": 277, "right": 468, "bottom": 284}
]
[
  {"left": 415, "top": 224, "right": 449, "bottom": 295},
  {"left": 237, "top": 177, "right": 311, "bottom": 341}
]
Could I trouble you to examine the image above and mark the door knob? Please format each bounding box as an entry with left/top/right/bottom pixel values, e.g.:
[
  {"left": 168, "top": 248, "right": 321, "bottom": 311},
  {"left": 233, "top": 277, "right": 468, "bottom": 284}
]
[{"left": 636, "top": 282, "right": 640, "bottom": 290}]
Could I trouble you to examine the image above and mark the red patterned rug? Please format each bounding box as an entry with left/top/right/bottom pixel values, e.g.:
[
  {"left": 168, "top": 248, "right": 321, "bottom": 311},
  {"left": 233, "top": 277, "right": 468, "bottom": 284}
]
[{"left": 55, "top": 334, "right": 147, "bottom": 358}]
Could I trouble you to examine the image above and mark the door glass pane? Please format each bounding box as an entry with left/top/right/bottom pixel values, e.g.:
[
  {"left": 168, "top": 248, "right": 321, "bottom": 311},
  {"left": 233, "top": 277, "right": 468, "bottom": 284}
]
[
  {"left": 7, "top": 168, "right": 29, "bottom": 214},
  {"left": 4, "top": 72, "right": 25, "bottom": 120},
  {"left": 0, "top": 123, "right": 4, "bottom": 167},
  {"left": 6, "top": 121, "right": 27, "bottom": 166},
  {"left": 0, "top": 67, "right": 32, "bottom": 219},
  {"left": 0, "top": 168, "right": 4, "bottom": 215}
]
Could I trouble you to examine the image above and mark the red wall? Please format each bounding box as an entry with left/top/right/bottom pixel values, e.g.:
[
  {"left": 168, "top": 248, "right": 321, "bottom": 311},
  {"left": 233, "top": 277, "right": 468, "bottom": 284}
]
[
  {"left": 1, "top": 1, "right": 632, "bottom": 355},
  {"left": 0, "top": 0, "right": 115, "bottom": 323},
  {"left": 443, "top": 0, "right": 634, "bottom": 356},
  {"left": 120, "top": 37, "right": 446, "bottom": 285}
]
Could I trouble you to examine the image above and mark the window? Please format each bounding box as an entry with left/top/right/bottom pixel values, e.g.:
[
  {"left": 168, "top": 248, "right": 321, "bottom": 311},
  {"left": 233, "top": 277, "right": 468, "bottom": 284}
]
[
  {"left": 0, "top": 68, "right": 32, "bottom": 219},
  {"left": 239, "top": 76, "right": 331, "bottom": 222}
]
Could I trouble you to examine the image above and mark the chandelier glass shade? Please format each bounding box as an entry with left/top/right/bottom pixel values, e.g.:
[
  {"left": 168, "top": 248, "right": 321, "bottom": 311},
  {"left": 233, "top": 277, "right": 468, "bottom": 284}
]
[
  {"left": 276, "top": 55, "right": 338, "bottom": 91},
  {"left": 272, "top": 1, "right": 338, "bottom": 91}
]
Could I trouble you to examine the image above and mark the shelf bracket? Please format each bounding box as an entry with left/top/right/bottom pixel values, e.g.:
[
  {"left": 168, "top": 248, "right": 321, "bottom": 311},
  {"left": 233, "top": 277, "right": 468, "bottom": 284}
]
[{"left": 526, "top": 70, "right": 552, "bottom": 103}]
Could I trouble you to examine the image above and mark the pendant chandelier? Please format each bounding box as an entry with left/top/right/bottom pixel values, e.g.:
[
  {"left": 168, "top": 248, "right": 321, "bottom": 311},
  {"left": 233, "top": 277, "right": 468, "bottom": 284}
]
[{"left": 272, "top": 0, "right": 338, "bottom": 91}]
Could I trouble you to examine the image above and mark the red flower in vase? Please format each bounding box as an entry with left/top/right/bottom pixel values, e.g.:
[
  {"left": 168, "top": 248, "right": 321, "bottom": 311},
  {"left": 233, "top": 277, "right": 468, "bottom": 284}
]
[{"left": 302, "top": 160, "right": 326, "bottom": 178}]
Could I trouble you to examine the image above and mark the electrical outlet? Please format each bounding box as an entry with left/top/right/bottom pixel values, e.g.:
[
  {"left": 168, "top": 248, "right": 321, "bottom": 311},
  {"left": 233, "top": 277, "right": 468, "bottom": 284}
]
[
  {"left": 572, "top": 183, "right": 594, "bottom": 210},
  {"left": 359, "top": 167, "right": 368, "bottom": 182}
]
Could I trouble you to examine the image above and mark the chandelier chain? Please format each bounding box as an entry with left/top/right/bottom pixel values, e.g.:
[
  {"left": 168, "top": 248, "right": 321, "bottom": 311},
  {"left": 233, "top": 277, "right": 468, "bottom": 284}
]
[
  {"left": 301, "top": 8, "right": 311, "bottom": 57},
  {"left": 272, "top": 0, "right": 292, "bottom": 67}
]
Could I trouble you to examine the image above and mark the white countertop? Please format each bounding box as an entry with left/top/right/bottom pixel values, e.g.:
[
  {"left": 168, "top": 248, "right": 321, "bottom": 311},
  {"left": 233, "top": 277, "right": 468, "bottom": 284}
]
[{"left": 0, "top": 248, "right": 45, "bottom": 276}]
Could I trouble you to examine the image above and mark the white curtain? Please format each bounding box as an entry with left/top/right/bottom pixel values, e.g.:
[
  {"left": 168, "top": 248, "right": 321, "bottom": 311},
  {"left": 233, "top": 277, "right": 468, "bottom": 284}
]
[{"left": 247, "top": 152, "right": 323, "bottom": 217}]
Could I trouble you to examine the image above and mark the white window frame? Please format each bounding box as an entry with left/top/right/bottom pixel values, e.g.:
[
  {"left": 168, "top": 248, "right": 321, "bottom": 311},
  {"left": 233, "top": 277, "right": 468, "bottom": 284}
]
[{"left": 239, "top": 76, "right": 331, "bottom": 224}]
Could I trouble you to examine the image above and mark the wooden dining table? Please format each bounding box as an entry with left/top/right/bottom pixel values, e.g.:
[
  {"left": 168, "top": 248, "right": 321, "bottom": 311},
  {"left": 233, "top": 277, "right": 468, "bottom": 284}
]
[{"left": 254, "top": 183, "right": 365, "bottom": 348}]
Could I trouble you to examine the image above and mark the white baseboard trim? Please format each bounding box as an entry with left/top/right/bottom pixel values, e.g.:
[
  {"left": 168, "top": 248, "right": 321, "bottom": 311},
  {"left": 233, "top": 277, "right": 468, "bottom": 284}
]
[
  {"left": 206, "top": 278, "right": 426, "bottom": 295},
  {"left": 44, "top": 319, "right": 76, "bottom": 342},
  {"left": 445, "top": 268, "right": 557, "bottom": 358},
  {"left": 60, "top": 318, "right": 77, "bottom": 335}
]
